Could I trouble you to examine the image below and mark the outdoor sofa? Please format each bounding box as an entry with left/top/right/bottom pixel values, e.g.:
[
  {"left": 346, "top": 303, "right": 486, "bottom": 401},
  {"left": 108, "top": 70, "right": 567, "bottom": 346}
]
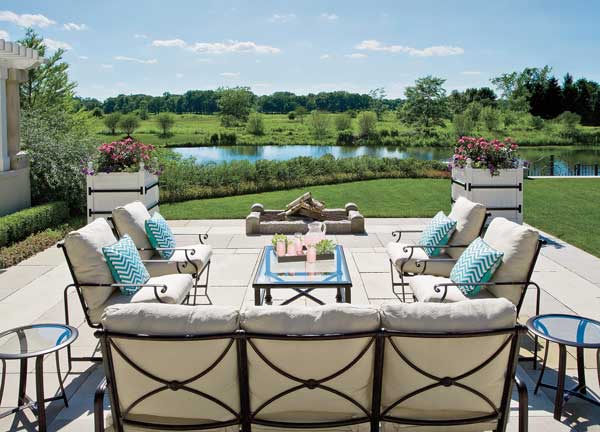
[
  {"left": 94, "top": 299, "right": 527, "bottom": 432},
  {"left": 111, "top": 201, "right": 213, "bottom": 304},
  {"left": 386, "top": 197, "right": 489, "bottom": 301}
]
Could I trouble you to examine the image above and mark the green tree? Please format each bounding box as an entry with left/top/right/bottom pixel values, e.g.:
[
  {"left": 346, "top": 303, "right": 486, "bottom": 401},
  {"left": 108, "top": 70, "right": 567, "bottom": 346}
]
[
  {"left": 368, "top": 88, "right": 387, "bottom": 120},
  {"left": 334, "top": 113, "right": 352, "bottom": 131},
  {"left": 399, "top": 76, "right": 449, "bottom": 132},
  {"left": 357, "top": 111, "right": 377, "bottom": 137},
  {"left": 294, "top": 106, "right": 308, "bottom": 123},
  {"left": 464, "top": 102, "right": 483, "bottom": 123},
  {"left": 118, "top": 114, "right": 140, "bottom": 137},
  {"left": 103, "top": 112, "right": 121, "bottom": 135},
  {"left": 529, "top": 115, "right": 545, "bottom": 130},
  {"left": 18, "top": 28, "right": 76, "bottom": 113},
  {"left": 156, "top": 113, "right": 176, "bottom": 137},
  {"left": 502, "top": 110, "right": 518, "bottom": 129},
  {"left": 562, "top": 73, "right": 578, "bottom": 113},
  {"left": 452, "top": 113, "right": 475, "bottom": 137},
  {"left": 91, "top": 107, "right": 103, "bottom": 118},
  {"left": 480, "top": 107, "right": 500, "bottom": 131},
  {"left": 246, "top": 112, "right": 266, "bottom": 136},
  {"left": 309, "top": 111, "right": 330, "bottom": 139},
  {"left": 217, "top": 87, "right": 254, "bottom": 126}
]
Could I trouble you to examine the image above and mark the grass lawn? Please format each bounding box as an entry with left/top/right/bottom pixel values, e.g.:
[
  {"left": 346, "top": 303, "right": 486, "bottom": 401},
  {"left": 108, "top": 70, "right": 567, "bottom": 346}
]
[{"left": 161, "top": 178, "right": 600, "bottom": 257}]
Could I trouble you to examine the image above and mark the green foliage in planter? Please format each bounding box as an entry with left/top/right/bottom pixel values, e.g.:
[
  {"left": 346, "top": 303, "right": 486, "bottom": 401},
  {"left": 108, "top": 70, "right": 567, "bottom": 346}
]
[
  {"left": 316, "top": 239, "right": 336, "bottom": 255},
  {"left": 271, "top": 234, "right": 288, "bottom": 247},
  {"left": 0, "top": 201, "right": 69, "bottom": 247}
]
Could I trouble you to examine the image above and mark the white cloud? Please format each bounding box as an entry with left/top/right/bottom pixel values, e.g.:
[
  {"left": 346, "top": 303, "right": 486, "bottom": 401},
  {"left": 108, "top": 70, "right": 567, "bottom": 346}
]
[
  {"left": 345, "top": 53, "right": 367, "bottom": 59},
  {"left": 101, "top": 64, "right": 113, "bottom": 69},
  {"left": 0, "top": 30, "right": 8, "bottom": 40},
  {"left": 220, "top": 72, "right": 240, "bottom": 78},
  {"left": 320, "top": 54, "right": 331, "bottom": 60},
  {"left": 269, "top": 13, "right": 296, "bottom": 23},
  {"left": 153, "top": 38, "right": 281, "bottom": 54},
  {"left": 175, "top": 72, "right": 183, "bottom": 78},
  {"left": 78, "top": 55, "right": 88, "bottom": 60},
  {"left": 63, "top": 22, "right": 87, "bottom": 31},
  {"left": 320, "top": 13, "right": 339, "bottom": 21},
  {"left": 114, "top": 55, "right": 158, "bottom": 64},
  {"left": 133, "top": 33, "right": 147, "bottom": 39},
  {"left": 461, "top": 70, "right": 481, "bottom": 75},
  {"left": 355, "top": 40, "right": 464, "bottom": 57},
  {"left": 0, "top": 10, "right": 55, "bottom": 28},
  {"left": 44, "top": 38, "right": 72, "bottom": 51},
  {"left": 196, "top": 58, "right": 213, "bottom": 63}
]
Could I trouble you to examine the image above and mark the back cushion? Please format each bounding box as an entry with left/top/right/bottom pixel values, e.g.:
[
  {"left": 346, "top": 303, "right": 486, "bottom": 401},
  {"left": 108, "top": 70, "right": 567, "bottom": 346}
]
[
  {"left": 240, "top": 305, "right": 380, "bottom": 424},
  {"left": 447, "top": 197, "right": 487, "bottom": 259},
  {"left": 379, "top": 300, "right": 517, "bottom": 424},
  {"left": 483, "top": 218, "right": 540, "bottom": 305},
  {"left": 63, "top": 218, "right": 117, "bottom": 309},
  {"left": 102, "top": 304, "right": 240, "bottom": 427},
  {"left": 112, "top": 201, "right": 154, "bottom": 260}
]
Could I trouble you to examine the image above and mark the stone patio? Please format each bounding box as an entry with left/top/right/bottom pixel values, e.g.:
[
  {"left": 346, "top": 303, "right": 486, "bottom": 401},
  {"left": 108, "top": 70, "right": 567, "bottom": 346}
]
[{"left": 0, "top": 218, "right": 599, "bottom": 431}]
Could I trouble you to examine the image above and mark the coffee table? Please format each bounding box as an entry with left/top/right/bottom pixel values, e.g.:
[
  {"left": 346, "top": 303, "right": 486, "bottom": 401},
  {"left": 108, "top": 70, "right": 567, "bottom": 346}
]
[
  {"left": 526, "top": 314, "right": 600, "bottom": 420},
  {"left": 0, "top": 323, "right": 78, "bottom": 431},
  {"left": 253, "top": 245, "right": 352, "bottom": 305}
]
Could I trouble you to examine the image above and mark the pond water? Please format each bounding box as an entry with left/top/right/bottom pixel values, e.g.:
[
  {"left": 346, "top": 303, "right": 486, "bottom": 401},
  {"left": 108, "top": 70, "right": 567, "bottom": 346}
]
[{"left": 173, "top": 145, "right": 600, "bottom": 176}]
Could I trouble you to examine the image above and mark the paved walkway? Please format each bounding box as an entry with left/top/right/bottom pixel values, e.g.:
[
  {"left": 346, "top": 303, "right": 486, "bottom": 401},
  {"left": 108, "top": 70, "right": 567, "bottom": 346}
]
[{"left": 0, "top": 218, "right": 598, "bottom": 431}]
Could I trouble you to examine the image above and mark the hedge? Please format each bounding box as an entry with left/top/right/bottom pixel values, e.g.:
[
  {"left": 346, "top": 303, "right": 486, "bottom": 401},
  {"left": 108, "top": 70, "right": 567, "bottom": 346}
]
[{"left": 0, "top": 201, "right": 69, "bottom": 248}]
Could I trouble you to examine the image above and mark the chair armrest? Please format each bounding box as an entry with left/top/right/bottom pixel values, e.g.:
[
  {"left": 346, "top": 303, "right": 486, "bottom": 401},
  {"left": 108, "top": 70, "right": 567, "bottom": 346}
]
[
  {"left": 138, "top": 247, "right": 197, "bottom": 253},
  {"left": 414, "top": 258, "right": 457, "bottom": 275},
  {"left": 139, "top": 247, "right": 200, "bottom": 273},
  {"left": 432, "top": 281, "right": 534, "bottom": 302},
  {"left": 94, "top": 378, "right": 107, "bottom": 432},
  {"left": 172, "top": 233, "right": 209, "bottom": 244},
  {"left": 392, "top": 229, "right": 423, "bottom": 243},
  {"left": 79, "top": 282, "right": 169, "bottom": 303},
  {"left": 514, "top": 375, "right": 528, "bottom": 432},
  {"left": 402, "top": 244, "right": 470, "bottom": 251}
]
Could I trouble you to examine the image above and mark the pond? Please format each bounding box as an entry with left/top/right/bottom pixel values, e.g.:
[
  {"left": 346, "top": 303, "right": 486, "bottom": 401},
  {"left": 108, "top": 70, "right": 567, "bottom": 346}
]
[{"left": 172, "top": 145, "right": 600, "bottom": 176}]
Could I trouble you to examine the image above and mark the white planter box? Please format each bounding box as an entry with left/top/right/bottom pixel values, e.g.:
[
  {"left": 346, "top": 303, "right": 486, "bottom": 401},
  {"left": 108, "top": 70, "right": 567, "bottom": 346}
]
[
  {"left": 451, "top": 166, "right": 524, "bottom": 224},
  {"left": 86, "top": 168, "right": 159, "bottom": 223}
]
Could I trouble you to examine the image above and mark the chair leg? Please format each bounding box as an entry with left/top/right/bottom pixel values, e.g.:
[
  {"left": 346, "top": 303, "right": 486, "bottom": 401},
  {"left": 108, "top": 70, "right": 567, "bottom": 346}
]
[
  {"left": 390, "top": 261, "right": 408, "bottom": 302},
  {"left": 515, "top": 376, "right": 528, "bottom": 432},
  {"left": 94, "top": 378, "right": 107, "bottom": 432}
]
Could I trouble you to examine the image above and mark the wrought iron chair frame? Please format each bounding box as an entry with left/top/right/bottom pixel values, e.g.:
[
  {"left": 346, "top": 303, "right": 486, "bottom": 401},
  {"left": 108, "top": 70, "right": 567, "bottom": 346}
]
[{"left": 93, "top": 326, "right": 527, "bottom": 432}]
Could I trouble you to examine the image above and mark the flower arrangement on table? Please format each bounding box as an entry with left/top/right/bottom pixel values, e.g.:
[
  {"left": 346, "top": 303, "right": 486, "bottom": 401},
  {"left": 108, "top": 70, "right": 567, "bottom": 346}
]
[
  {"left": 81, "top": 137, "right": 163, "bottom": 175},
  {"left": 271, "top": 234, "right": 336, "bottom": 262},
  {"left": 452, "top": 136, "right": 521, "bottom": 176}
]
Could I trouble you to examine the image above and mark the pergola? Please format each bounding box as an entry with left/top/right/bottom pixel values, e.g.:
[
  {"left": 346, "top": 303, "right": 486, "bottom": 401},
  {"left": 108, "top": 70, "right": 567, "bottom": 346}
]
[{"left": 0, "top": 39, "right": 45, "bottom": 216}]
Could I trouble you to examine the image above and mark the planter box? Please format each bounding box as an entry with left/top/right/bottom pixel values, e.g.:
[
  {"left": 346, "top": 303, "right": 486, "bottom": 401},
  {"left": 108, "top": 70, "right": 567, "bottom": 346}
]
[
  {"left": 86, "top": 168, "right": 159, "bottom": 223},
  {"left": 451, "top": 166, "right": 524, "bottom": 224}
]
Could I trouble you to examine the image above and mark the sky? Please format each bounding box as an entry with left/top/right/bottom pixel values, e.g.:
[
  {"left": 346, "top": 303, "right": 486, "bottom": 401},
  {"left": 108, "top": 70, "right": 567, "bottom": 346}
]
[{"left": 1, "top": 0, "right": 600, "bottom": 101}]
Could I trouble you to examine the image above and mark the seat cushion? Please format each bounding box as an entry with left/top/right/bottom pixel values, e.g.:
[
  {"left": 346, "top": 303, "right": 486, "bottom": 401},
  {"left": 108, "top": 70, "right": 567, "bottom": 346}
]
[
  {"left": 483, "top": 218, "right": 540, "bottom": 306},
  {"left": 102, "top": 302, "right": 239, "bottom": 335},
  {"left": 89, "top": 274, "right": 193, "bottom": 324},
  {"left": 112, "top": 201, "right": 154, "bottom": 260},
  {"left": 386, "top": 242, "right": 455, "bottom": 277},
  {"left": 447, "top": 197, "right": 487, "bottom": 259},
  {"left": 63, "top": 218, "right": 118, "bottom": 309},
  {"left": 410, "top": 275, "right": 494, "bottom": 303},
  {"left": 144, "top": 244, "right": 213, "bottom": 277}
]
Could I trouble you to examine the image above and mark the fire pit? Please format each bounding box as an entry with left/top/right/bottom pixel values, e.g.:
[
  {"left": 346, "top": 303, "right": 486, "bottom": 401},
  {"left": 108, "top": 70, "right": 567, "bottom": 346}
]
[{"left": 246, "top": 193, "right": 365, "bottom": 235}]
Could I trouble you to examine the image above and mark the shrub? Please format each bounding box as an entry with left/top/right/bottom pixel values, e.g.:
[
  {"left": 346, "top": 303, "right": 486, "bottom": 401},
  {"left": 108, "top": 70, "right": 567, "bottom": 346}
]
[
  {"left": 502, "top": 111, "right": 518, "bottom": 129},
  {"left": 557, "top": 111, "right": 581, "bottom": 136},
  {"left": 529, "top": 115, "right": 545, "bottom": 130},
  {"left": 464, "top": 102, "right": 482, "bottom": 123},
  {"left": 336, "top": 131, "right": 355, "bottom": 146},
  {"left": 156, "top": 113, "right": 176, "bottom": 137},
  {"left": 357, "top": 111, "right": 377, "bottom": 137},
  {"left": 219, "top": 132, "right": 237, "bottom": 145},
  {"left": 0, "top": 201, "right": 69, "bottom": 247},
  {"left": 480, "top": 107, "right": 500, "bottom": 131},
  {"left": 390, "top": 129, "right": 399, "bottom": 137},
  {"left": 118, "top": 113, "right": 140, "bottom": 136},
  {"left": 91, "top": 107, "right": 103, "bottom": 117},
  {"left": 452, "top": 113, "right": 475, "bottom": 137},
  {"left": 379, "top": 129, "right": 390, "bottom": 137},
  {"left": 246, "top": 112, "right": 266, "bottom": 136},
  {"left": 309, "top": 111, "right": 330, "bottom": 139},
  {"left": 139, "top": 107, "right": 149, "bottom": 120},
  {"left": 334, "top": 113, "right": 352, "bottom": 131},
  {"left": 103, "top": 112, "right": 121, "bottom": 134},
  {"left": 287, "top": 111, "right": 296, "bottom": 120}
]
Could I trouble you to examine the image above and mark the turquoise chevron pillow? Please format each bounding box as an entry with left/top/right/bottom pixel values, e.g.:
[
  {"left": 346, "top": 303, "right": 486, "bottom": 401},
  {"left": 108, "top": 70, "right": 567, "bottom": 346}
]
[
  {"left": 419, "top": 211, "right": 457, "bottom": 257},
  {"left": 145, "top": 212, "right": 176, "bottom": 259},
  {"left": 102, "top": 235, "right": 150, "bottom": 296},
  {"left": 450, "top": 238, "right": 504, "bottom": 297}
]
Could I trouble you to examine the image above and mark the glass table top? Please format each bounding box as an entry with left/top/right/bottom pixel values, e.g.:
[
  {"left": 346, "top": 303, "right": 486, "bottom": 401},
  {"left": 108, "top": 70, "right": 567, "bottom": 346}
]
[
  {"left": 527, "top": 314, "right": 600, "bottom": 348},
  {"left": 254, "top": 245, "right": 352, "bottom": 287},
  {"left": 0, "top": 324, "right": 78, "bottom": 359}
]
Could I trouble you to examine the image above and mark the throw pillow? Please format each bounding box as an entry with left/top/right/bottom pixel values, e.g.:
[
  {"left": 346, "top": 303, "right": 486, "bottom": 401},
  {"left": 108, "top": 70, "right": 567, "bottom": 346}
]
[
  {"left": 102, "top": 234, "right": 150, "bottom": 296},
  {"left": 145, "top": 212, "right": 176, "bottom": 259},
  {"left": 419, "top": 211, "right": 457, "bottom": 257},
  {"left": 450, "top": 237, "right": 504, "bottom": 297}
]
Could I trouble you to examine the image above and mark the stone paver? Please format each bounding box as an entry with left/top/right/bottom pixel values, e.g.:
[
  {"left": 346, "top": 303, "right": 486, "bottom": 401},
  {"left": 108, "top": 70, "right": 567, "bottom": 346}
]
[{"left": 0, "top": 218, "right": 598, "bottom": 431}]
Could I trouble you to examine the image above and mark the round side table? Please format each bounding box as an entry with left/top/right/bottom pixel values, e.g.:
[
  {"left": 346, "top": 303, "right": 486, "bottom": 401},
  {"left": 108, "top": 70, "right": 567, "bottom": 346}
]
[
  {"left": 526, "top": 314, "right": 600, "bottom": 420},
  {"left": 0, "top": 324, "right": 78, "bottom": 431}
]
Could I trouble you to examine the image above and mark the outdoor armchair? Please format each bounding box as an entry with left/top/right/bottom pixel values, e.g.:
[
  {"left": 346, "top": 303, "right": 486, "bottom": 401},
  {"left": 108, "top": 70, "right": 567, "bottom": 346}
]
[
  {"left": 58, "top": 217, "right": 194, "bottom": 366},
  {"left": 387, "top": 197, "right": 488, "bottom": 300},
  {"left": 111, "top": 201, "right": 213, "bottom": 304}
]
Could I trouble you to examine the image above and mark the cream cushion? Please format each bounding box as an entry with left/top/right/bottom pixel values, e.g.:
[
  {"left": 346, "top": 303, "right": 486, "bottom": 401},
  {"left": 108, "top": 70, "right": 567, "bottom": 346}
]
[
  {"left": 380, "top": 300, "right": 516, "bottom": 430},
  {"left": 89, "top": 274, "right": 193, "bottom": 324},
  {"left": 409, "top": 275, "right": 494, "bottom": 303},
  {"left": 63, "top": 218, "right": 117, "bottom": 309},
  {"left": 144, "top": 244, "right": 212, "bottom": 277},
  {"left": 112, "top": 201, "right": 154, "bottom": 260},
  {"left": 241, "top": 304, "right": 379, "bottom": 425},
  {"left": 447, "top": 197, "right": 487, "bottom": 259},
  {"left": 483, "top": 217, "right": 540, "bottom": 306},
  {"left": 387, "top": 242, "right": 455, "bottom": 277},
  {"left": 101, "top": 303, "right": 241, "bottom": 428}
]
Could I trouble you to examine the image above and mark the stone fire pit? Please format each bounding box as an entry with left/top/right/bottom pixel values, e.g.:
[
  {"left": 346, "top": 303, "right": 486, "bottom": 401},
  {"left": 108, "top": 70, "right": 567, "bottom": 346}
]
[{"left": 246, "top": 197, "right": 365, "bottom": 235}]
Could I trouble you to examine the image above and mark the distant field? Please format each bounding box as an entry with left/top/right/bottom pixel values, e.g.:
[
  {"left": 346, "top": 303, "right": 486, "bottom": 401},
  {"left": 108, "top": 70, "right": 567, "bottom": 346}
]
[{"left": 90, "top": 112, "right": 599, "bottom": 147}]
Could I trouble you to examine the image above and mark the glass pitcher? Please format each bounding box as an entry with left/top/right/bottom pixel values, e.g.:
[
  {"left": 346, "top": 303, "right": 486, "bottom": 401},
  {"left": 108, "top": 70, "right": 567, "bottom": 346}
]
[{"left": 305, "top": 221, "right": 326, "bottom": 246}]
